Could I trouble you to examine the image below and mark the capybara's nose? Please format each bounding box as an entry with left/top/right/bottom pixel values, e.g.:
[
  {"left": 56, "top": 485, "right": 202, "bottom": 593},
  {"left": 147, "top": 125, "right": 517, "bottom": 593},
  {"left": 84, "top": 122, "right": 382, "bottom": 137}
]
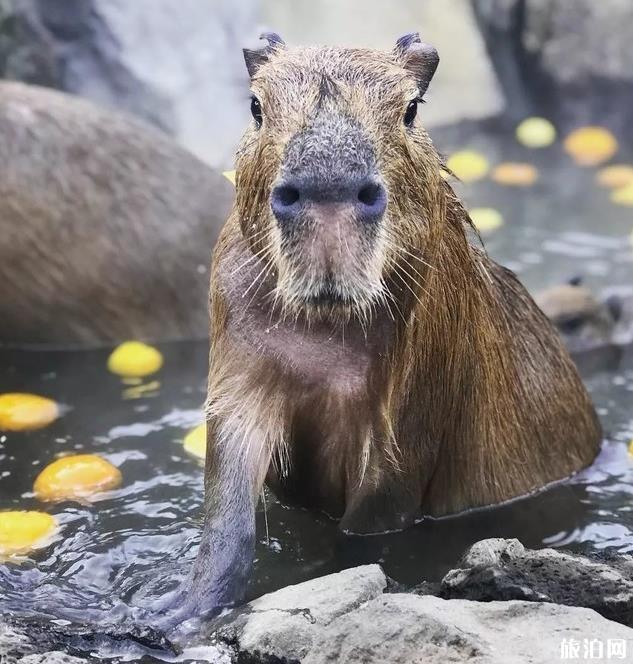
[{"left": 271, "top": 175, "right": 387, "bottom": 227}]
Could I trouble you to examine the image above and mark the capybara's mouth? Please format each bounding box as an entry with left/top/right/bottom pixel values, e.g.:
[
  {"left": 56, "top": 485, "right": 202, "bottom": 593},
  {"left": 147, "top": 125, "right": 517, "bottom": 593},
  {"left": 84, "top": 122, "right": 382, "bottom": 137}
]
[{"left": 305, "top": 285, "right": 351, "bottom": 309}]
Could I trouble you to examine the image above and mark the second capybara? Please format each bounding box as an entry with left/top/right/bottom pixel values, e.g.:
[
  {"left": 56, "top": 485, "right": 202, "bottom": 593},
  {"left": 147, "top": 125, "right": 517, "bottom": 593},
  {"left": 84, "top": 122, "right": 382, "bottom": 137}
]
[{"left": 0, "top": 81, "right": 233, "bottom": 345}]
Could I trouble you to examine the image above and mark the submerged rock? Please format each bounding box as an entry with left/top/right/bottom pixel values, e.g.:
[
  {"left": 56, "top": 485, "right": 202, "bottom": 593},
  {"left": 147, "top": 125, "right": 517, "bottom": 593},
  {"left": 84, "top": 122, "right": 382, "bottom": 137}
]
[{"left": 441, "top": 538, "right": 633, "bottom": 627}]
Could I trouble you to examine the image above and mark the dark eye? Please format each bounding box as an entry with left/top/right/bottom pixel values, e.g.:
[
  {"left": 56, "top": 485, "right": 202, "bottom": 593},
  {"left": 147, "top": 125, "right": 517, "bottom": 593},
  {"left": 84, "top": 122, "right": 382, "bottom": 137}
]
[
  {"left": 404, "top": 100, "right": 418, "bottom": 127},
  {"left": 559, "top": 316, "right": 585, "bottom": 334},
  {"left": 251, "top": 96, "right": 263, "bottom": 128}
]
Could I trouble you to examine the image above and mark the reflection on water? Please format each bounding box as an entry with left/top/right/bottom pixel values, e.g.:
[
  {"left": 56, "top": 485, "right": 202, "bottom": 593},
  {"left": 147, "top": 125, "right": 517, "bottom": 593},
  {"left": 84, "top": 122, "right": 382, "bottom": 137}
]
[{"left": 1, "top": 124, "right": 633, "bottom": 651}]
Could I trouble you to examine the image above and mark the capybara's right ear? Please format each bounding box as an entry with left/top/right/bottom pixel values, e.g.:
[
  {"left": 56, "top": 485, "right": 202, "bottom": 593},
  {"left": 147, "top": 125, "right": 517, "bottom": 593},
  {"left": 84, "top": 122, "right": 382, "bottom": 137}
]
[
  {"left": 394, "top": 32, "right": 439, "bottom": 97},
  {"left": 243, "top": 31, "right": 286, "bottom": 78}
]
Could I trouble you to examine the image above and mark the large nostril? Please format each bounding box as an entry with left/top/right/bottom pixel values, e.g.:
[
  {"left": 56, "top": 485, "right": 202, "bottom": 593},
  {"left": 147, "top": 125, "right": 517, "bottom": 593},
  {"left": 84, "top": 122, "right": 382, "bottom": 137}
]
[
  {"left": 356, "top": 180, "right": 387, "bottom": 221},
  {"left": 275, "top": 185, "right": 300, "bottom": 207},
  {"left": 271, "top": 183, "right": 302, "bottom": 223},
  {"left": 358, "top": 182, "right": 382, "bottom": 207}
]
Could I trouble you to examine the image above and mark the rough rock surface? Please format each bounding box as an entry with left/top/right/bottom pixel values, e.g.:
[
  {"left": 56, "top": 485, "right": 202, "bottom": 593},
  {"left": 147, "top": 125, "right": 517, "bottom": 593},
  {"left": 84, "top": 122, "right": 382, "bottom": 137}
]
[
  {"left": 0, "top": 0, "right": 258, "bottom": 168},
  {"left": 0, "top": 80, "right": 233, "bottom": 344},
  {"left": 17, "top": 654, "right": 87, "bottom": 664},
  {"left": 207, "top": 563, "right": 633, "bottom": 663},
  {"left": 472, "top": 0, "right": 633, "bottom": 133},
  {"left": 441, "top": 538, "right": 633, "bottom": 627}
]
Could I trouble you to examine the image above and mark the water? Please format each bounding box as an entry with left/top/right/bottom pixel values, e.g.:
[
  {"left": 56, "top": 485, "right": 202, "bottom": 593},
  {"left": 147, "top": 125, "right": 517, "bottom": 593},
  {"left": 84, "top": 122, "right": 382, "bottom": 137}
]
[{"left": 2, "top": 122, "right": 633, "bottom": 656}]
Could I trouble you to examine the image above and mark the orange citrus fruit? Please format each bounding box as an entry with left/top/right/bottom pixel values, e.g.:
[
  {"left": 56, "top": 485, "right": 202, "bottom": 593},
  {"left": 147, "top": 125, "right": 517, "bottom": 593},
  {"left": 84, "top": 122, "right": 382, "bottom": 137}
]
[
  {"left": 0, "top": 393, "right": 59, "bottom": 431},
  {"left": 34, "top": 454, "right": 122, "bottom": 502},
  {"left": 0, "top": 511, "right": 57, "bottom": 556},
  {"left": 491, "top": 163, "right": 539, "bottom": 187},
  {"left": 564, "top": 127, "right": 618, "bottom": 166},
  {"left": 107, "top": 341, "right": 163, "bottom": 378}
]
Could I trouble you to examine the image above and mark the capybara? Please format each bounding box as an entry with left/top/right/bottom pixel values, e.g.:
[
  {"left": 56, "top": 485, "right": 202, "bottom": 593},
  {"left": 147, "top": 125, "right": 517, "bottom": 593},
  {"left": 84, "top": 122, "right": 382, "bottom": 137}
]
[
  {"left": 178, "top": 33, "right": 601, "bottom": 619},
  {"left": 0, "top": 81, "right": 233, "bottom": 344},
  {"left": 535, "top": 279, "right": 623, "bottom": 353}
]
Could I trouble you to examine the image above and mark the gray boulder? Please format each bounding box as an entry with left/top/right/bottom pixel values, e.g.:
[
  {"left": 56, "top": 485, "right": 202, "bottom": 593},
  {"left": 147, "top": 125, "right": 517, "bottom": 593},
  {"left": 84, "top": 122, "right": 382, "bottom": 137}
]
[
  {"left": 472, "top": 0, "right": 633, "bottom": 133},
  {"left": 307, "top": 595, "right": 633, "bottom": 664},
  {"left": 0, "top": 81, "right": 233, "bottom": 344},
  {"left": 18, "top": 654, "right": 87, "bottom": 664},
  {"left": 441, "top": 538, "right": 633, "bottom": 627},
  {"left": 215, "top": 565, "right": 388, "bottom": 662},
  {"left": 0, "top": 0, "right": 258, "bottom": 169},
  {"left": 208, "top": 563, "right": 633, "bottom": 663}
]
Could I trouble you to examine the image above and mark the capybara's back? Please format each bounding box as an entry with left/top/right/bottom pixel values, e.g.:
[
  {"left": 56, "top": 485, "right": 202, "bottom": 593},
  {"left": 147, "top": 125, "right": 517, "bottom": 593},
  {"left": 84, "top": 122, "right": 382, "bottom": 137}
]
[{"left": 0, "top": 81, "right": 233, "bottom": 344}]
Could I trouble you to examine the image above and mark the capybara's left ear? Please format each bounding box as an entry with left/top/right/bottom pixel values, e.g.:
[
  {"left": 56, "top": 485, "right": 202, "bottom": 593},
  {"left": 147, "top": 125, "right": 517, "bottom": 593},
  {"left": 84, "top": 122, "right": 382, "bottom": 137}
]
[
  {"left": 243, "top": 31, "right": 286, "bottom": 79},
  {"left": 394, "top": 32, "right": 439, "bottom": 97}
]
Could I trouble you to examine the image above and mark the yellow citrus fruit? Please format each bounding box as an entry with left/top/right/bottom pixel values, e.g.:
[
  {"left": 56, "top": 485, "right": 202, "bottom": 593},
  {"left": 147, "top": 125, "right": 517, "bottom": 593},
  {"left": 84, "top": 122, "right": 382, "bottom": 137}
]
[
  {"left": 563, "top": 127, "right": 618, "bottom": 166},
  {"left": 34, "top": 454, "right": 122, "bottom": 502},
  {"left": 0, "top": 511, "right": 57, "bottom": 556},
  {"left": 0, "top": 393, "right": 59, "bottom": 431},
  {"left": 183, "top": 423, "right": 207, "bottom": 459},
  {"left": 612, "top": 183, "right": 633, "bottom": 207},
  {"left": 223, "top": 170, "right": 236, "bottom": 185},
  {"left": 628, "top": 440, "right": 633, "bottom": 456},
  {"left": 469, "top": 208, "right": 504, "bottom": 234},
  {"left": 107, "top": 341, "right": 163, "bottom": 378},
  {"left": 446, "top": 150, "right": 490, "bottom": 183},
  {"left": 491, "top": 162, "right": 539, "bottom": 187},
  {"left": 515, "top": 117, "right": 556, "bottom": 148},
  {"left": 597, "top": 165, "right": 633, "bottom": 189}
]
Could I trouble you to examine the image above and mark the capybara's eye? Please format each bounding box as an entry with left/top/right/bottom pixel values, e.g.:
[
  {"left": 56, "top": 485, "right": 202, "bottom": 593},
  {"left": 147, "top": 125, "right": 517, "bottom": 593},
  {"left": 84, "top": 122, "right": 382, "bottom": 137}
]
[
  {"left": 251, "top": 96, "right": 263, "bottom": 128},
  {"left": 404, "top": 100, "right": 418, "bottom": 127}
]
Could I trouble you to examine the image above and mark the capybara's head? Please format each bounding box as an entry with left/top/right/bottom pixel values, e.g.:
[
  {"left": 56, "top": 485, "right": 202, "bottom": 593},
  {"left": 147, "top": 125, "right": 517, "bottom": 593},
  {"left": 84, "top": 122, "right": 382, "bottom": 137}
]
[
  {"left": 535, "top": 281, "right": 620, "bottom": 351},
  {"left": 235, "top": 32, "right": 441, "bottom": 320}
]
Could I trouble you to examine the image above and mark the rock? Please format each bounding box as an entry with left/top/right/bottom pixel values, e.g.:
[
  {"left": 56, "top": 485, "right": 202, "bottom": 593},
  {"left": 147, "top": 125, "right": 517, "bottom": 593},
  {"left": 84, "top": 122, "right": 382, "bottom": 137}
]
[
  {"left": 216, "top": 564, "right": 388, "bottom": 662},
  {"left": 306, "top": 595, "right": 633, "bottom": 664},
  {"left": 441, "top": 538, "right": 633, "bottom": 627},
  {"left": 209, "top": 563, "right": 633, "bottom": 663},
  {"left": 0, "top": 0, "right": 61, "bottom": 88},
  {"left": 0, "top": 621, "right": 32, "bottom": 660},
  {"left": 18, "top": 653, "right": 87, "bottom": 664},
  {"left": 0, "top": 0, "right": 258, "bottom": 169},
  {"left": 472, "top": 0, "right": 633, "bottom": 133},
  {"left": 0, "top": 81, "right": 233, "bottom": 344}
]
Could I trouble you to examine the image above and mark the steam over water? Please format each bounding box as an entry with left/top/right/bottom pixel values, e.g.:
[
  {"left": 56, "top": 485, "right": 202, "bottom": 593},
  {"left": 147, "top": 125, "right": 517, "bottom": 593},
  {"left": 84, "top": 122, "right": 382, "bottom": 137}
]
[{"left": 1, "top": 125, "right": 633, "bottom": 657}]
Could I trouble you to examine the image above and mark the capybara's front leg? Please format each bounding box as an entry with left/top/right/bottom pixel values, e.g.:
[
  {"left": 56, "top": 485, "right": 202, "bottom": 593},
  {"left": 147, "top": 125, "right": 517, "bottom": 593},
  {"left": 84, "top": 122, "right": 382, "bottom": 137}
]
[{"left": 180, "top": 416, "right": 271, "bottom": 619}]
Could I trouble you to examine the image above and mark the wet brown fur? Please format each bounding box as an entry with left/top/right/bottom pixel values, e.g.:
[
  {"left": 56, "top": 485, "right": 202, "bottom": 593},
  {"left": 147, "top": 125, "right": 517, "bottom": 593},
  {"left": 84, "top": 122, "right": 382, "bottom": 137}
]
[
  {"left": 0, "top": 81, "right": 233, "bottom": 344},
  {"left": 204, "top": 42, "right": 601, "bottom": 536}
]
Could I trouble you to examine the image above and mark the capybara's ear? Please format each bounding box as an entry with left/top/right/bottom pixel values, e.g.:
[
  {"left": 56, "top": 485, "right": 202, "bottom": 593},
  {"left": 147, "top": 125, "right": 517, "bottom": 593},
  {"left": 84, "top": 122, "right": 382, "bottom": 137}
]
[
  {"left": 394, "top": 32, "right": 439, "bottom": 97},
  {"left": 243, "top": 31, "right": 286, "bottom": 78}
]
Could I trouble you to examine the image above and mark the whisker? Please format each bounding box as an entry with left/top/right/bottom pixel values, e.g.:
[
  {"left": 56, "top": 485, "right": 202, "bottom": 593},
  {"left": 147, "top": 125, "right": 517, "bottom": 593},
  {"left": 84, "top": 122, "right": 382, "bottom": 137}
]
[
  {"left": 230, "top": 241, "right": 275, "bottom": 276},
  {"left": 391, "top": 265, "right": 430, "bottom": 315}
]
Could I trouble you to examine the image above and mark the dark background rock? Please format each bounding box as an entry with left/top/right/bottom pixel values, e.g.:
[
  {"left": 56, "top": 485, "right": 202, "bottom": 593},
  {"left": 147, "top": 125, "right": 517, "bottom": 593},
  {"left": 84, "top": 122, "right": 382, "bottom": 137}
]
[
  {"left": 0, "top": 0, "right": 60, "bottom": 87},
  {"left": 0, "top": 0, "right": 258, "bottom": 169},
  {"left": 441, "top": 538, "right": 633, "bottom": 628},
  {"left": 472, "top": 0, "right": 633, "bottom": 135}
]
